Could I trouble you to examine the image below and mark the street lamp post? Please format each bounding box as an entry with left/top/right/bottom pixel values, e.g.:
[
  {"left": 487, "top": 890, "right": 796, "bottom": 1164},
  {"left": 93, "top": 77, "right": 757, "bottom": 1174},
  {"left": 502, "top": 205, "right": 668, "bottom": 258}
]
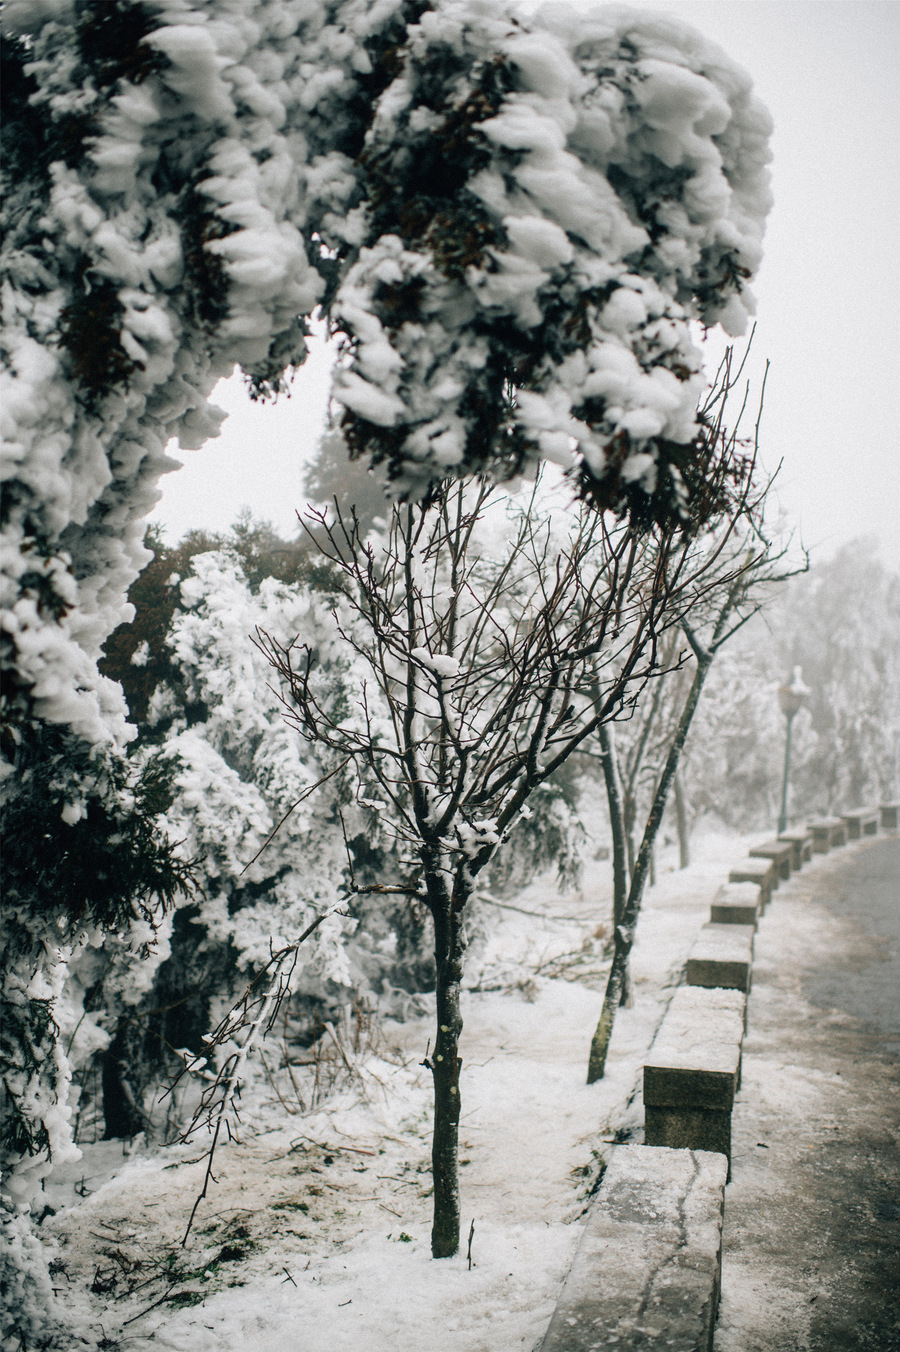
[{"left": 777, "top": 667, "right": 808, "bottom": 836}]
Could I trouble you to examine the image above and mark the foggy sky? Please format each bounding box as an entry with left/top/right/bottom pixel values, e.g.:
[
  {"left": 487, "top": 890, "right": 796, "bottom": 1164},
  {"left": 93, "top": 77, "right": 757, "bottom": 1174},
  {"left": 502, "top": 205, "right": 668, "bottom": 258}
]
[{"left": 151, "top": 1, "right": 900, "bottom": 572}]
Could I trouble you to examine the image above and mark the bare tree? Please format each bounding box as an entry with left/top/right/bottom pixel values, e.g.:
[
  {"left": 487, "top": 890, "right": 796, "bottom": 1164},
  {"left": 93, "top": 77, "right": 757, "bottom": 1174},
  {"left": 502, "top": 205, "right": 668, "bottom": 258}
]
[
  {"left": 257, "top": 460, "right": 756, "bottom": 1257},
  {"left": 585, "top": 461, "right": 806, "bottom": 1082}
]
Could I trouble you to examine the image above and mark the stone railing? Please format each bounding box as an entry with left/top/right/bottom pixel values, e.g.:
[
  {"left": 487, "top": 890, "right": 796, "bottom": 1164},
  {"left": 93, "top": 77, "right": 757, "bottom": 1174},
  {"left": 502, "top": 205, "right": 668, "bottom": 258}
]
[{"left": 539, "top": 801, "right": 895, "bottom": 1351}]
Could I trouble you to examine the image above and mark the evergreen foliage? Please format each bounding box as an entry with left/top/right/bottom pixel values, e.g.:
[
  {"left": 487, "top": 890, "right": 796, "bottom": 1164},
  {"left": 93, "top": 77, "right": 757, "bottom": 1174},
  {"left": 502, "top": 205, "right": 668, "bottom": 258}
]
[{"left": 0, "top": 728, "right": 192, "bottom": 1169}]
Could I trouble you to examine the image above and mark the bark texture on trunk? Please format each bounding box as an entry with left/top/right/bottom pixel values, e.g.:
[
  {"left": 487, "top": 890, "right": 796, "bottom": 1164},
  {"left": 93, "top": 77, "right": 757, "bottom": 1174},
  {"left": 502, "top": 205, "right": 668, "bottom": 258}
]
[
  {"left": 597, "top": 722, "right": 627, "bottom": 929},
  {"left": 587, "top": 654, "right": 712, "bottom": 1083},
  {"left": 674, "top": 769, "right": 690, "bottom": 869},
  {"left": 596, "top": 721, "right": 632, "bottom": 1009},
  {"left": 430, "top": 899, "right": 466, "bottom": 1258}
]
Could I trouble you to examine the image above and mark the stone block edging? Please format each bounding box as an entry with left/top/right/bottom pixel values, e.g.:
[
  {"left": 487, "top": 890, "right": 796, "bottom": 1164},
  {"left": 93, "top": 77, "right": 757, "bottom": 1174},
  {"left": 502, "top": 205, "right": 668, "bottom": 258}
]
[
  {"left": 538, "top": 1145, "right": 727, "bottom": 1352},
  {"left": 840, "top": 808, "right": 879, "bottom": 840},
  {"left": 543, "top": 827, "right": 881, "bottom": 1351},
  {"left": 728, "top": 859, "right": 775, "bottom": 907},
  {"left": 807, "top": 817, "right": 847, "bottom": 851},
  {"left": 643, "top": 986, "right": 746, "bottom": 1166},
  {"left": 710, "top": 881, "right": 760, "bottom": 928},
  {"left": 686, "top": 923, "right": 755, "bottom": 994},
  {"left": 748, "top": 839, "right": 793, "bottom": 879},
  {"left": 777, "top": 829, "right": 813, "bottom": 868}
]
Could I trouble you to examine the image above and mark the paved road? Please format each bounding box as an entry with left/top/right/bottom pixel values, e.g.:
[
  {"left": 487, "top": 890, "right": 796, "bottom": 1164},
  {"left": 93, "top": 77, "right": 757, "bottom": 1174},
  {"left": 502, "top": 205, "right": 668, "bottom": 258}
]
[
  {"left": 803, "top": 835, "right": 900, "bottom": 1055},
  {"left": 714, "top": 835, "right": 900, "bottom": 1352}
]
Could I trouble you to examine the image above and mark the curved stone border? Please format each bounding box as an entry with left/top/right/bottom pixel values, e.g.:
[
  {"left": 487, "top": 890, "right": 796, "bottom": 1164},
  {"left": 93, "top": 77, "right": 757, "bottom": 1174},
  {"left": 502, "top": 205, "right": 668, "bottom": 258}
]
[{"left": 539, "top": 807, "right": 889, "bottom": 1349}]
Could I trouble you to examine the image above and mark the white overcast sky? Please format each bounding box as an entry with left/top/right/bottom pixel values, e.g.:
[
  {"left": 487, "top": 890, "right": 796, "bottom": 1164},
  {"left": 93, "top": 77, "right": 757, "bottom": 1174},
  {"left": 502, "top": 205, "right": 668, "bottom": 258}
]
[{"left": 151, "top": 0, "right": 900, "bottom": 570}]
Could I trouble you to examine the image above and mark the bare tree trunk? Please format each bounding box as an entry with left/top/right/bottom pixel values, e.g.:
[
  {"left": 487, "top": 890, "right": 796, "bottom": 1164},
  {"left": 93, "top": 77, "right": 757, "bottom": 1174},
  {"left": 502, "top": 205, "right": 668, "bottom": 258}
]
[
  {"left": 596, "top": 721, "right": 633, "bottom": 1009},
  {"left": 624, "top": 794, "right": 636, "bottom": 880},
  {"left": 674, "top": 769, "right": 691, "bottom": 869},
  {"left": 429, "top": 898, "right": 466, "bottom": 1258},
  {"left": 597, "top": 722, "right": 627, "bottom": 928},
  {"left": 587, "top": 653, "right": 712, "bottom": 1082}
]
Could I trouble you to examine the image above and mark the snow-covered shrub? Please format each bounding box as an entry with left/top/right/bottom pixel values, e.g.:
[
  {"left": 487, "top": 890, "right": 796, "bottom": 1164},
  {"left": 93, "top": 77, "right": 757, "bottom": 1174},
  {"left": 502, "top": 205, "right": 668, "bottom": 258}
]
[
  {"left": 0, "top": 731, "right": 190, "bottom": 1348},
  {"left": 0, "top": 733, "right": 191, "bottom": 1167},
  {"left": 67, "top": 532, "right": 451, "bottom": 1148}
]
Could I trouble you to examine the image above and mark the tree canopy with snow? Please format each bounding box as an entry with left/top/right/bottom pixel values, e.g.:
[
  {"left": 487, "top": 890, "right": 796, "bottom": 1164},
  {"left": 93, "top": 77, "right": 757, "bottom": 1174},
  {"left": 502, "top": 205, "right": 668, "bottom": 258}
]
[{"left": 2, "top": 0, "right": 771, "bottom": 760}]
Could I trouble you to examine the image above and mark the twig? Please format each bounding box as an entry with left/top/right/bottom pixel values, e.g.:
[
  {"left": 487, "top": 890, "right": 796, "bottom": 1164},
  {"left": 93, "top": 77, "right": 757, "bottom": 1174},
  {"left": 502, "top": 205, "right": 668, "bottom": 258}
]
[
  {"left": 171, "top": 909, "right": 337, "bottom": 1245},
  {"left": 259, "top": 1049, "right": 298, "bottom": 1117},
  {"left": 122, "top": 1286, "right": 181, "bottom": 1326},
  {"left": 467, "top": 1219, "right": 475, "bottom": 1270},
  {"left": 239, "top": 759, "right": 351, "bottom": 873},
  {"left": 476, "top": 893, "right": 593, "bottom": 923},
  {"left": 181, "top": 1117, "right": 222, "bottom": 1247}
]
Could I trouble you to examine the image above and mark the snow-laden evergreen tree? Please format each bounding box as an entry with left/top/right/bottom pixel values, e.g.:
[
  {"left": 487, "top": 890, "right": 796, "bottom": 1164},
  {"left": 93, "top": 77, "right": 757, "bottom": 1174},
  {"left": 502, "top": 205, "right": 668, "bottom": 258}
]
[
  {"left": 70, "top": 538, "right": 394, "bottom": 1139},
  {"left": 1, "top": 0, "right": 773, "bottom": 782}
]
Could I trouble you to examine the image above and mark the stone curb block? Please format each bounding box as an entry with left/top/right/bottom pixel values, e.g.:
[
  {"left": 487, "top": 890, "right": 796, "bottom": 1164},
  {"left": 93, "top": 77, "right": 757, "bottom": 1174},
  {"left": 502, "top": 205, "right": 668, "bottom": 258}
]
[
  {"left": 727, "top": 859, "right": 775, "bottom": 908},
  {"left": 538, "top": 1145, "right": 727, "bottom": 1352},
  {"left": 686, "top": 923, "right": 755, "bottom": 993},
  {"left": 747, "top": 839, "right": 793, "bottom": 879},
  {"left": 643, "top": 986, "right": 746, "bottom": 1168},
  {"left": 710, "top": 881, "right": 760, "bottom": 928},
  {"left": 777, "top": 829, "right": 812, "bottom": 868},
  {"left": 839, "top": 808, "right": 879, "bottom": 840},
  {"left": 807, "top": 817, "right": 847, "bottom": 851},
  {"left": 879, "top": 802, "right": 898, "bottom": 830}
]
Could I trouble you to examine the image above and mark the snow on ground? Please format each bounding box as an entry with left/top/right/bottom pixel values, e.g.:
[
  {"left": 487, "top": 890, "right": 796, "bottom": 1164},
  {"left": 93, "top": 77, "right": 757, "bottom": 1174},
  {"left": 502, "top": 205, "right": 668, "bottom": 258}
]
[{"left": 39, "top": 828, "right": 749, "bottom": 1351}]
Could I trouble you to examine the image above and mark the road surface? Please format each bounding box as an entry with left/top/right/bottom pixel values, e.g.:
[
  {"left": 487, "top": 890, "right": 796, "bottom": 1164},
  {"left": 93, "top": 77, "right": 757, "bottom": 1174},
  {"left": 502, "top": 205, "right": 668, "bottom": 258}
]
[{"left": 714, "top": 834, "right": 900, "bottom": 1352}]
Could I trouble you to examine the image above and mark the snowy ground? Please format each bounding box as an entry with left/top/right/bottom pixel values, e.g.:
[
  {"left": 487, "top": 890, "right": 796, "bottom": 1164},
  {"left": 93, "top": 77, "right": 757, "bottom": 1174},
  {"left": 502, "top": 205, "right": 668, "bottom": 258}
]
[{"left": 40, "top": 831, "right": 748, "bottom": 1351}]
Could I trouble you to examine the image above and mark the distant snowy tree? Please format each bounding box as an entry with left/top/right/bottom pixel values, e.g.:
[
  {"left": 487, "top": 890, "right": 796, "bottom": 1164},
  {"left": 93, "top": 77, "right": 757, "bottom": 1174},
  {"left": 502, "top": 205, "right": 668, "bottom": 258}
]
[
  {"left": 616, "top": 539, "right": 900, "bottom": 841},
  {"left": 694, "top": 539, "right": 900, "bottom": 827},
  {"left": 769, "top": 540, "right": 900, "bottom": 814}
]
